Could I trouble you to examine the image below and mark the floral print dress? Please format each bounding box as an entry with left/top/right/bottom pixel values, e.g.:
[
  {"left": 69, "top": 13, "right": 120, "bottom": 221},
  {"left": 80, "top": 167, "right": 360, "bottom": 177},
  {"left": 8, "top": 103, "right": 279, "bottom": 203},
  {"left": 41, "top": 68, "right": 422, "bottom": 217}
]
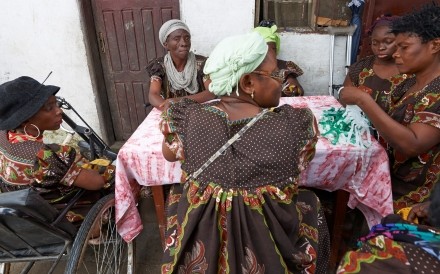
[
  {"left": 387, "top": 76, "right": 440, "bottom": 211},
  {"left": 159, "top": 99, "right": 330, "bottom": 274},
  {"left": 337, "top": 214, "right": 440, "bottom": 274},
  {"left": 146, "top": 54, "right": 208, "bottom": 100},
  {"left": 0, "top": 130, "right": 110, "bottom": 223},
  {"left": 348, "top": 55, "right": 408, "bottom": 113}
]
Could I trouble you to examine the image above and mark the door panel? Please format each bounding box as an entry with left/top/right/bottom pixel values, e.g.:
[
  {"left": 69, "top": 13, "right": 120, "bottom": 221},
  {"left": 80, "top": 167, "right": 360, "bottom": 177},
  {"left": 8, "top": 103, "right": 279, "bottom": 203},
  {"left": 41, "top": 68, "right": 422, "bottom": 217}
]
[
  {"left": 92, "top": 0, "right": 179, "bottom": 141},
  {"left": 358, "top": 0, "right": 432, "bottom": 59}
]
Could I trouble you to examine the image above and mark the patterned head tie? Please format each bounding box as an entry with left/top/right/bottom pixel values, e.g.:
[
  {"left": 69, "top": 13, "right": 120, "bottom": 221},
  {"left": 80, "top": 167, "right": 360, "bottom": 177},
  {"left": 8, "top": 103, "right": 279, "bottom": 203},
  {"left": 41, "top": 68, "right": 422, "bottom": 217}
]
[
  {"left": 254, "top": 22, "right": 280, "bottom": 54},
  {"left": 203, "top": 32, "right": 268, "bottom": 96},
  {"left": 158, "top": 19, "right": 190, "bottom": 47}
]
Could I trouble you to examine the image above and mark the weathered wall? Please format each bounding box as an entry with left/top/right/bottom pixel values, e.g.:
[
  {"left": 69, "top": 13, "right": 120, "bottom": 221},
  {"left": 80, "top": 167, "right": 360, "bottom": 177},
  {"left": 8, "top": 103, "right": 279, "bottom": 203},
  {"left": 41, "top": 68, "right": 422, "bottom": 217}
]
[
  {"left": 0, "top": 0, "right": 101, "bottom": 141},
  {"left": 181, "top": 0, "right": 348, "bottom": 96}
]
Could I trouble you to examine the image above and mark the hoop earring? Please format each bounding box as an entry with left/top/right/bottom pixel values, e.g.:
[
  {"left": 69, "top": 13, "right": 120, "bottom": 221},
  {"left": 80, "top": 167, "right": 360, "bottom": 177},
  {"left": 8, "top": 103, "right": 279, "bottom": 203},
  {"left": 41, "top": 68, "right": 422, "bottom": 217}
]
[{"left": 23, "top": 123, "right": 41, "bottom": 139}]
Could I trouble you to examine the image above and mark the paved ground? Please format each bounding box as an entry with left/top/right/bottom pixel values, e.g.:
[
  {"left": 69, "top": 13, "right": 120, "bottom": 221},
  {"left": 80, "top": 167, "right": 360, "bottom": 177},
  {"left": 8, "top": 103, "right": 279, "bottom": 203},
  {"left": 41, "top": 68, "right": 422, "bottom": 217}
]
[{"left": 6, "top": 196, "right": 162, "bottom": 274}]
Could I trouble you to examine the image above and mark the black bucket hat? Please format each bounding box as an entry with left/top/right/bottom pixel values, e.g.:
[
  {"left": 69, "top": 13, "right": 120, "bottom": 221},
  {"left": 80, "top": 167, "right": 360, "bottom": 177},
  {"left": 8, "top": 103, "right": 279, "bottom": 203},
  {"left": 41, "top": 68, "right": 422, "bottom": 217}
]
[{"left": 0, "top": 76, "right": 60, "bottom": 130}]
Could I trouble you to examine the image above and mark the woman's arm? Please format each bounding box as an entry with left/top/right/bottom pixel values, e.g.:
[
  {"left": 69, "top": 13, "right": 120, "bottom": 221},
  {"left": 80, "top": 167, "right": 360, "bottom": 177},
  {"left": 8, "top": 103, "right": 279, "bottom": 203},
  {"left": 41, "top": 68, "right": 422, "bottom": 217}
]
[
  {"left": 159, "top": 79, "right": 215, "bottom": 111},
  {"left": 340, "top": 88, "right": 440, "bottom": 157},
  {"left": 185, "top": 90, "right": 216, "bottom": 103},
  {"left": 162, "top": 140, "right": 178, "bottom": 162},
  {"left": 148, "top": 80, "right": 166, "bottom": 111},
  {"left": 342, "top": 73, "right": 354, "bottom": 87}
]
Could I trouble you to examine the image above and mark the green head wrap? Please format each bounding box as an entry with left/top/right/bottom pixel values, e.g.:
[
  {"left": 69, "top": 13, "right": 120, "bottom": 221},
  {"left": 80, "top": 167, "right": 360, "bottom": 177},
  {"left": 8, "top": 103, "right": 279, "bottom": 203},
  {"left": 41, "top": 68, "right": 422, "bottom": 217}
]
[
  {"left": 203, "top": 32, "right": 268, "bottom": 96},
  {"left": 254, "top": 25, "right": 280, "bottom": 53}
]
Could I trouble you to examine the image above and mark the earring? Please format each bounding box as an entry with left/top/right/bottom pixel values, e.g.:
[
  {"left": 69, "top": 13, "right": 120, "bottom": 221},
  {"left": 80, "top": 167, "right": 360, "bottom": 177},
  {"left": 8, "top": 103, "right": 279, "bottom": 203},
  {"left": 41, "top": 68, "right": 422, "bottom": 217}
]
[
  {"left": 251, "top": 91, "right": 254, "bottom": 99},
  {"left": 23, "top": 123, "right": 41, "bottom": 139}
]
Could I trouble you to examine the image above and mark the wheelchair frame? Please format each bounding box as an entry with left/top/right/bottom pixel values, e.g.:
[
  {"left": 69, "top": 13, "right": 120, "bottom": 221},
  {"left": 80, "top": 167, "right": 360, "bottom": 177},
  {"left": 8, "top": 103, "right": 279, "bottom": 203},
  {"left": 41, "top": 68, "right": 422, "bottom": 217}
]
[{"left": 0, "top": 97, "right": 134, "bottom": 274}]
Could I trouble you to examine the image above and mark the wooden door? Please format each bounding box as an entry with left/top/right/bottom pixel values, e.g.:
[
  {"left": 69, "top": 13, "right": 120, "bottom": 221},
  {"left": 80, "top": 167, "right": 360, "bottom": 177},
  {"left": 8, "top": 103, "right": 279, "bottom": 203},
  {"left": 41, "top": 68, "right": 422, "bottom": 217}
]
[
  {"left": 91, "top": 0, "right": 179, "bottom": 141},
  {"left": 358, "top": 0, "right": 432, "bottom": 59}
]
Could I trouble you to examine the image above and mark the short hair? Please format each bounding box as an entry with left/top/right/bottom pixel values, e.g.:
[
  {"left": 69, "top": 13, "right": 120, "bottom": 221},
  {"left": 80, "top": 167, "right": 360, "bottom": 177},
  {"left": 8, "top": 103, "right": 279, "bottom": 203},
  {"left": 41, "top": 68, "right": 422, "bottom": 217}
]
[
  {"left": 258, "top": 20, "right": 276, "bottom": 28},
  {"left": 391, "top": 3, "right": 440, "bottom": 43},
  {"left": 367, "top": 14, "right": 399, "bottom": 36}
]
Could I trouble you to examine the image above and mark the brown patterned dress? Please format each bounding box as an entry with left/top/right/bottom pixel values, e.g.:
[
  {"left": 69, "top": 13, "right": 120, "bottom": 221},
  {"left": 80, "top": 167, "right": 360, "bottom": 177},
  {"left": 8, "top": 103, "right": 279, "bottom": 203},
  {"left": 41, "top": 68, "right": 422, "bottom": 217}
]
[
  {"left": 146, "top": 54, "right": 208, "bottom": 100},
  {"left": 348, "top": 55, "right": 408, "bottom": 113},
  {"left": 387, "top": 76, "right": 440, "bottom": 211},
  {"left": 0, "top": 130, "right": 110, "bottom": 223},
  {"left": 159, "top": 99, "right": 330, "bottom": 274}
]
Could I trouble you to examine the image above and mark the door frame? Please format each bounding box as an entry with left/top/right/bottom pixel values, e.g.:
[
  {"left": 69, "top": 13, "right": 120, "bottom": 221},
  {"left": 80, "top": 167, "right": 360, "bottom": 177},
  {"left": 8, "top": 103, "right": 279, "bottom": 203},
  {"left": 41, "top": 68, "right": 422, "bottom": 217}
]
[{"left": 77, "top": 0, "right": 116, "bottom": 146}]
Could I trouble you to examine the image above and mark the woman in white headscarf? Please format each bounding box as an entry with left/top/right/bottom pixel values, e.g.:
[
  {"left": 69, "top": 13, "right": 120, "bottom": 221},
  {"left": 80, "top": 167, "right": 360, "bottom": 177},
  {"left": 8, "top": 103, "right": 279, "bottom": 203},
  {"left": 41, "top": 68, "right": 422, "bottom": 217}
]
[
  {"left": 159, "top": 32, "right": 330, "bottom": 274},
  {"left": 146, "top": 19, "right": 215, "bottom": 111}
]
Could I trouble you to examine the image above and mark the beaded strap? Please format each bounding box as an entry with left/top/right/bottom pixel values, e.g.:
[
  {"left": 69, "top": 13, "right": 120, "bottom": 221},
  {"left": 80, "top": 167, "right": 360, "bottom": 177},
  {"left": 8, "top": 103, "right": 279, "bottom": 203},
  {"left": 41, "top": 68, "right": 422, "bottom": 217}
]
[{"left": 187, "top": 108, "right": 269, "bottom": 182}]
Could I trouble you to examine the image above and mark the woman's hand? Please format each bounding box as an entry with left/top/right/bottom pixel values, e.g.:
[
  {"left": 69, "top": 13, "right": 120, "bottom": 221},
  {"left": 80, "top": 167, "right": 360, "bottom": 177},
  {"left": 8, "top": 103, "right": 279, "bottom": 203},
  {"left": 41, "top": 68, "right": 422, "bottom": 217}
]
[
  {"left": 338, "top": 86, "right": 371, "bottom": 106},
  {"left": 159, "top": 98, "right": 179, "bottom": 112},
  {"left": 407, "top": 201, "right": 431, "bottom": 224},
  {"left": 282, "top": 77, "right": 304, "bottom": 96}
]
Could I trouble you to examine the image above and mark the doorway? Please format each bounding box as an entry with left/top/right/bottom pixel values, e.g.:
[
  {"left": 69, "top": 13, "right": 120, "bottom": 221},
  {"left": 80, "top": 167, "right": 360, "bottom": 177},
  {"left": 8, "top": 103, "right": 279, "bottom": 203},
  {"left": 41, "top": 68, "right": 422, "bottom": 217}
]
[{"left": 84, "top": 0, "right": 180, "bottom": 142}]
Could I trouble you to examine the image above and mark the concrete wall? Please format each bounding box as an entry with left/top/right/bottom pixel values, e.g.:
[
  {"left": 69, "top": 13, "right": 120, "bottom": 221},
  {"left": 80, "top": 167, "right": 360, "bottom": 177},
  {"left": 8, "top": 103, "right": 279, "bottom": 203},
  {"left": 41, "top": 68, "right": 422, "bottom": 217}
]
[
  {"left": 0, "top": 0, "right": 348, "bottom": 141},
  {"left": 0, "top": 0, "right": 100, "bottom": 141},
  {"left": 279, "top": 33, "right": 348, "bottom": 96},
  {"left": 182, "top": 0, "right": 348, "bottom": 96}
]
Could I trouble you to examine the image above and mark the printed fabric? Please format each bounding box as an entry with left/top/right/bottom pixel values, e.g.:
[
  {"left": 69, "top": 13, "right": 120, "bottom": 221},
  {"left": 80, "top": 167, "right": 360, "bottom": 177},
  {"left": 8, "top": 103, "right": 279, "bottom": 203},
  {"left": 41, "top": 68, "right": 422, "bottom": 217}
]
[
  {"left": 146, "top": 54, "right": 208, "bottom": 99},
  {"left": 337, "top": 215, "right": 440, "bottom": 273},
  {"left": 0, "top": 130, "right": 110, "bottom": 223},
  {"left": 386, "top": 76, "right": 440, "bottom": 210},
  {"left": 348, "top": 55, "right": 408, "bottom": 113},
  {"left": 159, "top": 99, "right": 330, "bottom": 273}
]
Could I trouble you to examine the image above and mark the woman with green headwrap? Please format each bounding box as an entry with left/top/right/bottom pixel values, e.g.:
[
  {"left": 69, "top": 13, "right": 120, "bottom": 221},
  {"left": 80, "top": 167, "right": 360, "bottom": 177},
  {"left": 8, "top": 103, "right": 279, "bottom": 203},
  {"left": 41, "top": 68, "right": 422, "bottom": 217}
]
[
  {"left": 254, "top": 20, "right": 305, "bottom": 96},
  {"left": 159, "top": 32, "right": 330, "bottom": 273}
]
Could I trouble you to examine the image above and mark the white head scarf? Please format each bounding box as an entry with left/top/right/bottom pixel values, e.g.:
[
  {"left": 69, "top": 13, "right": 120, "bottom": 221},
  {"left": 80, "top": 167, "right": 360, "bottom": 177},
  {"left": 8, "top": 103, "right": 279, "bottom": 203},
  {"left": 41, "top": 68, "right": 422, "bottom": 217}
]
[
  {"left": 158, "top": 19, "right": 190, "bottom": 47},
  {"left": 203, "top": 32, "right": 268, "bottom": 96}
]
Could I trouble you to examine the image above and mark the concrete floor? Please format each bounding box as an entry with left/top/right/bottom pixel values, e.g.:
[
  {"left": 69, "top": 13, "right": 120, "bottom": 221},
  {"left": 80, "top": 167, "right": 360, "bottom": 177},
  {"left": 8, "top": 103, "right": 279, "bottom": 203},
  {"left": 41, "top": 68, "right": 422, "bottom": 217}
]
[
  {"left": 3, "top": 191, "right": 367, "bottom": 274},
  {"left": 5, "top": 196, "right": 163, "bottom": 274}
]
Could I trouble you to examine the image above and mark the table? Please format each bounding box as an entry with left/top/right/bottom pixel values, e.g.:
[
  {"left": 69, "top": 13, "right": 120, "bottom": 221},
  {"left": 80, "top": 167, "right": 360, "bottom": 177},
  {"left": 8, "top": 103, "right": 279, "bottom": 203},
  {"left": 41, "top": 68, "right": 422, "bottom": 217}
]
[{"left": 115, "top": 96, "right": 393, "bottom": 244}]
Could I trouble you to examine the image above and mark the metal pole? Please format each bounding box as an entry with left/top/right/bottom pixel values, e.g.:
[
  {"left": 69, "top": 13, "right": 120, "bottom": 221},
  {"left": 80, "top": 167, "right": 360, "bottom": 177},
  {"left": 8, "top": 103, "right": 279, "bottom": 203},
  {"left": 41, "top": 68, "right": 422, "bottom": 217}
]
[
  {"left": 329, "top": 34, "right": 335, "bottom": 95},
  {"left": 327, "top": 25, "right": 357, "bottom": 96}
]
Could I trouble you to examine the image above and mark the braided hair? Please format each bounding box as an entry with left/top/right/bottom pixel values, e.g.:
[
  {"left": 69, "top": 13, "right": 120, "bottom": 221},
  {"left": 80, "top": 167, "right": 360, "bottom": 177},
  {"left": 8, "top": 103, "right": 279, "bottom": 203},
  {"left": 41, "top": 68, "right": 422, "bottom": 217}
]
[{"left": 391, "top": 2, "right": 440, "bottom": 43}]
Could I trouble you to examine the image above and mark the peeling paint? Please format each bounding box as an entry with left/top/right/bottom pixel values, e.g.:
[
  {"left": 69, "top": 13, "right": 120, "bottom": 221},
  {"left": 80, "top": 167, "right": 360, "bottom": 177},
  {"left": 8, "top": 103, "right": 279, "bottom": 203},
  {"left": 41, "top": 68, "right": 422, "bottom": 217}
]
[{"left": 125, "top": 21, "right": 134, "bottom": 30}]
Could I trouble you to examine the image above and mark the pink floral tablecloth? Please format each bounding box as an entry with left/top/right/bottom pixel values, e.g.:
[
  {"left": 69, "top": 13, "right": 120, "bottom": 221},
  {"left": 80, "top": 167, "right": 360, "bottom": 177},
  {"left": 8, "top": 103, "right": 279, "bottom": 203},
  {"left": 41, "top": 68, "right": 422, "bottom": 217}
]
[{"left": 115, "top": 96, "right": 393, "bottom": 242}]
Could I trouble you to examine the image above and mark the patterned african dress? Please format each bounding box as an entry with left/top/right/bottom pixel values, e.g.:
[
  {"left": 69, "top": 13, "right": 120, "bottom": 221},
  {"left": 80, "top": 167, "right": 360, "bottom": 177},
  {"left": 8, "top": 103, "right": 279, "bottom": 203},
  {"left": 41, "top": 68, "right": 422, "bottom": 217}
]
[
  {"left": 0, "top": 130, "right": 111, "bottom": 223},
  {"left": 386, "top": 76, "right": 440, "bottom": 211},
  {"left": 146, "top": 54, "right": 208, "bottom": 100},
  {"left": 159, "top": 99, "right": 330, "bottom": 274},
  {"left": 278, "top": 59, "right": 305, "bottom": 97},
  {"left": 337, "top": 214, "right": 440, "bottom": 274},
  {"left": 348, "top": 55, "right": 408, "bottom": 113}
]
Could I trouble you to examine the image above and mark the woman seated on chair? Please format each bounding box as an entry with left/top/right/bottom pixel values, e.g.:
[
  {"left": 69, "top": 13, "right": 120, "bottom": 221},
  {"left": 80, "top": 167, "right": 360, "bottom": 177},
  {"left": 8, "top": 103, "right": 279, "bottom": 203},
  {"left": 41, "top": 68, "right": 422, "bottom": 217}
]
[
  {"left": 343, "top": 14, "right": 408, "bottom": 113},
  {"left": 146, "top": 19, "right": 215, "bottom": 111},
  {"left": 339, "top": 4, "right": 440, "bottom": 212},
  {"left": 159, "top": 32, "right": 330, "bottom": 273},
  {"left": 254, "top": 19, "right": 305, "bottom": 96},
  {"left": 337, "top": 181, "right": 440, "bottom": 273},
  {"left": 0, "top": 76, "right": 113, "bottom": 223}
]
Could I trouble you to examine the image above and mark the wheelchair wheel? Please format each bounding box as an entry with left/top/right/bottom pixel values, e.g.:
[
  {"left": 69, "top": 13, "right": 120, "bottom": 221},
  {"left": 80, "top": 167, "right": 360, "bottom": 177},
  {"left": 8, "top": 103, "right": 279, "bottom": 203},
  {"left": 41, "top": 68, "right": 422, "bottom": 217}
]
[{"left": 65, "top": 194, "right": 134, "bottom": 274}]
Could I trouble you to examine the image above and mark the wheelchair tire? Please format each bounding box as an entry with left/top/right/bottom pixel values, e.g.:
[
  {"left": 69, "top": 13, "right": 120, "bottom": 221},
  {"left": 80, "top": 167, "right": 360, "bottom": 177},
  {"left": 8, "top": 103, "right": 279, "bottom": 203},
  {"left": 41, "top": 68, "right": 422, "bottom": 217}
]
[{"left": 64, "top": 194, "right": 135, "bottom": 274}]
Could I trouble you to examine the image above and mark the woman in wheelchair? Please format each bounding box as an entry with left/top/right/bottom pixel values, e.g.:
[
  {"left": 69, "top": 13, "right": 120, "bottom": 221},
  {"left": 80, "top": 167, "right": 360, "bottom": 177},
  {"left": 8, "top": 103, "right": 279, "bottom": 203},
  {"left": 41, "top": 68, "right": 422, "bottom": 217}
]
[{"left": 0, "top": 76, "right": 114, "bottom": 224}]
